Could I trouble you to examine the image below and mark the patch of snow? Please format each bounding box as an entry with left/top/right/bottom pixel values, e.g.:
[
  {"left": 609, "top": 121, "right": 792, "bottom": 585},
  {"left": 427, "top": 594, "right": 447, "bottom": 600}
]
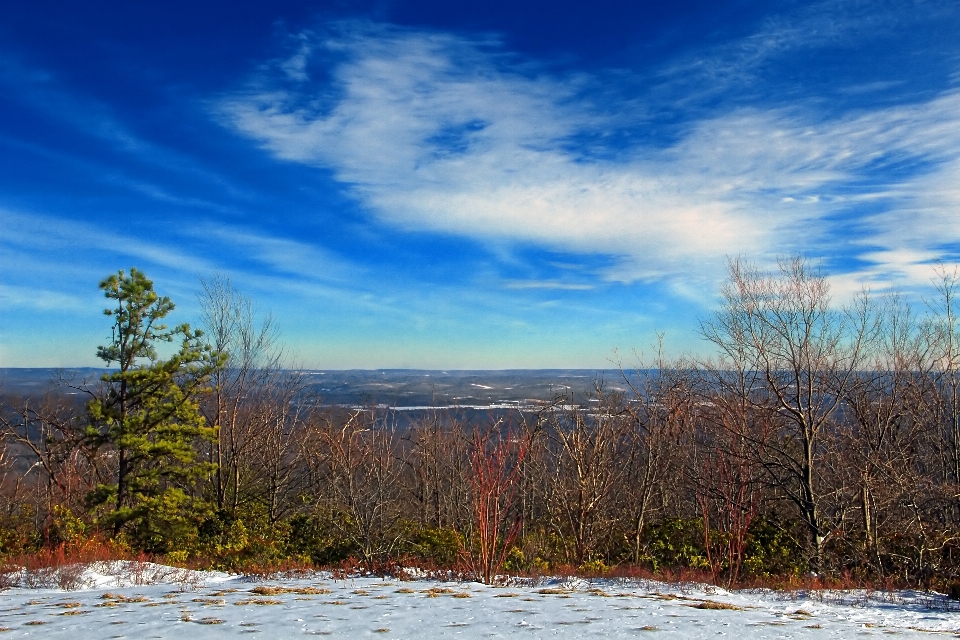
[{"left": 0, "top": 567, "right": 958, "bottom": 638}]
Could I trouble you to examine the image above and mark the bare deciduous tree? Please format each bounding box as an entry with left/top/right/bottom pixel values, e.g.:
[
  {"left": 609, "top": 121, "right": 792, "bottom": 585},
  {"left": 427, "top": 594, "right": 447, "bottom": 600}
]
[
  {"left": 699, "top": 257, "right": 877, "bottom": 569},
  {"left": 546, "top": 385, "right": 630, "bottom": 566},
  {"left": 619, "top": 356, "right": 695, "bottom": 566},
  {"left": 314, "top": 408, "right": 404, "bottom": 570},
  {"left": 403, "top": 411, "right": 471, "bottom": 532},
  {"left": 199, "top": 275, "right": 289, "bottom": 516},
  {"left": 0, "top": 390, "right": 103, "bottom": 532}
]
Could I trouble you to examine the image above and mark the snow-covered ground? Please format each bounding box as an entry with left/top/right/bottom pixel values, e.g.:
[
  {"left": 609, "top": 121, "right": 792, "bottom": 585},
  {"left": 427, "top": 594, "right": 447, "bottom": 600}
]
[{"left": 1, "top": 563, "right": 959, "bottom": 638}]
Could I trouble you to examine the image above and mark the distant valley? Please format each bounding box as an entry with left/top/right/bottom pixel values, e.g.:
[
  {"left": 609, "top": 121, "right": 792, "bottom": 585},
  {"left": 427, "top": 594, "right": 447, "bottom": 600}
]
[{"left": 0, "top": 368, "right": 630, "bottom": 408}]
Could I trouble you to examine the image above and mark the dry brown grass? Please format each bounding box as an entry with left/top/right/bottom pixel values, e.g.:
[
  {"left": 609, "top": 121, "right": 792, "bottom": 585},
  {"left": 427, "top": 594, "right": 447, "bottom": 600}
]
[
  {"left": 233, "top": 598, "right": 283, "bottom": 606},
  {"left": 250, "top": 585, "right": 331, "bottom": 596},
  {"left": 689, "top": 600, "right": 742, "bottom": 611},
  {"left": 246, "top": 585, "right": 333, "bottom": 596},
  {"left": 99, "top": 593, "right": 149, "bottom": 603}
]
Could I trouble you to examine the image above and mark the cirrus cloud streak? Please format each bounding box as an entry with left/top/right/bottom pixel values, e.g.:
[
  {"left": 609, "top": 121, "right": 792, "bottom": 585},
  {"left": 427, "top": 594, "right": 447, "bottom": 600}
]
[{"left": 219, "top": 19, "right": 960, "bottom": 293}]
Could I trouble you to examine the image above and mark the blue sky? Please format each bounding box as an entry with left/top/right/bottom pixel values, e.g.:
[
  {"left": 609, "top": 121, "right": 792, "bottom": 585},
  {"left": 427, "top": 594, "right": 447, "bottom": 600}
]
[{"left": 2, "top": 0, "right": 960, "bottom": 368}]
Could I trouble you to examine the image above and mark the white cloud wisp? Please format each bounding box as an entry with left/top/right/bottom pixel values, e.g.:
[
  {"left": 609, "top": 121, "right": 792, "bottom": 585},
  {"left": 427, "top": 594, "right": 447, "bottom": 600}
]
[{"left": 219, "top": 21, "right": 960, "bottom": 291}]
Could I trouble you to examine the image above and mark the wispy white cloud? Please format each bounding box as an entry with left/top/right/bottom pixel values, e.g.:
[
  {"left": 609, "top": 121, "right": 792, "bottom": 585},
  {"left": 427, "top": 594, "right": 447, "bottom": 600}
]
[
  {"left": 648, "top": 0, "right": 957, "bottom": 110},
  {"left": 191, "top": 224, "right": 359, "bottom": 282},
  {"left": 0, "top": 54, "right": 257, "bottom": 203},
  {"left": 0, "top": 208, "right": 218, "bottom": 277},
  {"left": 218, "top": 14, "right": 960, "bottom": 295},
  {"left": 0, "top": 283, "right": 88, "bottom": 311},
  {"left": 0, "top": 208, "right": 366, "bottom": 301},
  {"left": 504, "top": 280, "right": 594, "bottom": 291}
]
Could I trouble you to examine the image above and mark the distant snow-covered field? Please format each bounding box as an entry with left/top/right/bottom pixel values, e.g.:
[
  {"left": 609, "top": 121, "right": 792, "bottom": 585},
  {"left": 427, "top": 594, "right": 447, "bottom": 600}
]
[{"left": 1, "top": 562, "right": 958, "bottom": 638}]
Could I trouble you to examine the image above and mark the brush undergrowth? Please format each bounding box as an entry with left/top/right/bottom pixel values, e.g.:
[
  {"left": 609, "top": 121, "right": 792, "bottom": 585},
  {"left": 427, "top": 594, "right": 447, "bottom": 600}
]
[{"left": 0, "top": 532, "right": 944, "bottom": 601}]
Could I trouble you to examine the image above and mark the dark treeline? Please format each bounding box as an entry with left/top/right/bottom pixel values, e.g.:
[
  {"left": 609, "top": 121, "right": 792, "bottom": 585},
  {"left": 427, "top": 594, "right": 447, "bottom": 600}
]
[{"left": 4, "top": 258, "right": 960, "bottom": 588}]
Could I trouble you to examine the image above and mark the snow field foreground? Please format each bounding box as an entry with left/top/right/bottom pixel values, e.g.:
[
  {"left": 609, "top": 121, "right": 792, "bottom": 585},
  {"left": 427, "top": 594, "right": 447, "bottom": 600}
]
[{"left": 1, "top": 563, "right": 959, "bottom": 638}]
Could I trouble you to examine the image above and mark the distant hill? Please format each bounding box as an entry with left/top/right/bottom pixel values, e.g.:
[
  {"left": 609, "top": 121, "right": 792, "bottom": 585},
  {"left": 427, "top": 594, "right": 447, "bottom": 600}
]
[{"left": 0, "top": 368, "right": 632, "bottom": 407}]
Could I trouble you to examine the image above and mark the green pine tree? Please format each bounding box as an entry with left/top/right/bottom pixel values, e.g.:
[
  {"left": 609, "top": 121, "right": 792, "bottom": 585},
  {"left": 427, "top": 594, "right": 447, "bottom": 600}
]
[{"left": 86, "top": 268, "right": 222, "bottom": 552}]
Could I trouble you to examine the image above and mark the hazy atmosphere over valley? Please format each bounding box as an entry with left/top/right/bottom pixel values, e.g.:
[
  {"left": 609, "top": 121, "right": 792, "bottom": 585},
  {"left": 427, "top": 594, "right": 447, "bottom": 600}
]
[{"left": 2, "top": 0, "right": 960, "bottom": 367}]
